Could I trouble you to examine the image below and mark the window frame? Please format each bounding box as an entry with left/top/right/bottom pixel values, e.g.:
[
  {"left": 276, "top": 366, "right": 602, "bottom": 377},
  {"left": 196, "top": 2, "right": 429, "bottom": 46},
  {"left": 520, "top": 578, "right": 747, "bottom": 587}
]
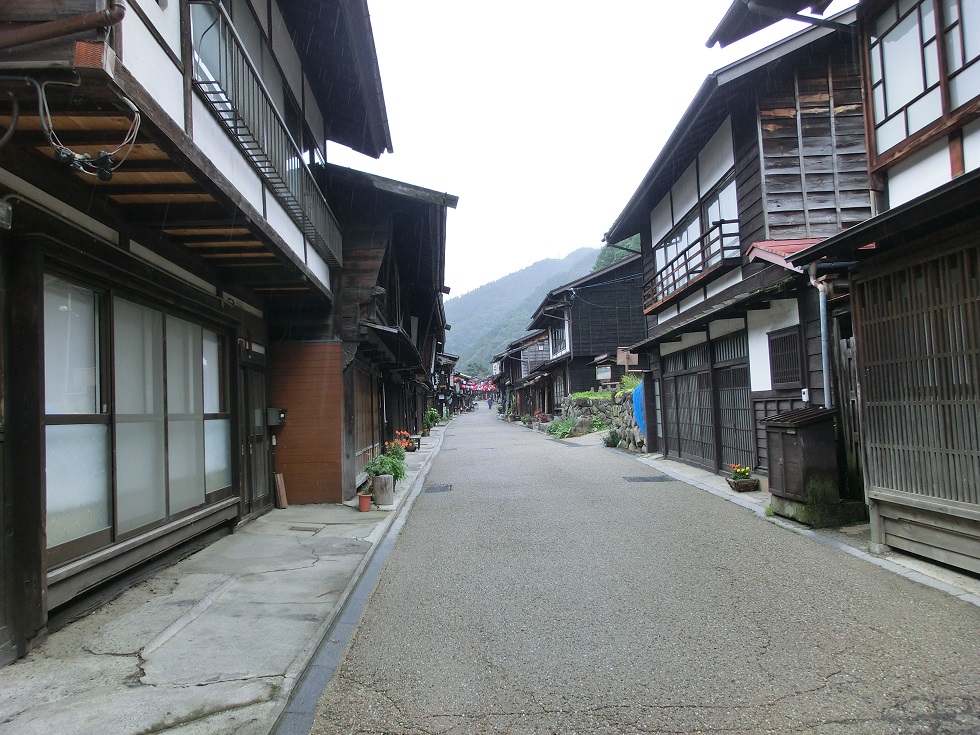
[
  {"left": 43, "top": 273, "right": 234, "bottom": 566},
  {"left": 867, "top": 0, "right": 980, "bottom": 169},
  {"left": 767, "top": 326, "right": 806, "bottom": 391}
]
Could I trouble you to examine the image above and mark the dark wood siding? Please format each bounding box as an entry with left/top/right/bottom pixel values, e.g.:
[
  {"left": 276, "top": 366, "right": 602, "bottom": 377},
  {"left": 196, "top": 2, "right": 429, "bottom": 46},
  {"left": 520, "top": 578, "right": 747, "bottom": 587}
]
[{"left": 757, "top": 49, "right": 872, "bottom": 241}]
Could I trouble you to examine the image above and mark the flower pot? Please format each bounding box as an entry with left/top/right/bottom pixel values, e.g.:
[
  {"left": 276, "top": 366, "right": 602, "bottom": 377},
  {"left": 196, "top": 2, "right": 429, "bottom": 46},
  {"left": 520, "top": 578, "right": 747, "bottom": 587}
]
[
  {"left": 726, "top": 478, "right": 758, "bottom": 492},
  {"left": 357, "top": 493, "right": 372, "bottom": 512}
]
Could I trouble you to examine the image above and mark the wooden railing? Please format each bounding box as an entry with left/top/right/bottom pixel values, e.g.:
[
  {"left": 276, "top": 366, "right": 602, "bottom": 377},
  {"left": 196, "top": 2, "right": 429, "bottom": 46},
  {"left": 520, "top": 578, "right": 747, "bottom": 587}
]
[
  {"left": 642, "top": 219, "right": 740, "bottom": 311},
  {"left": 189, "top": 0, "right": 342, "bottom": 267}
]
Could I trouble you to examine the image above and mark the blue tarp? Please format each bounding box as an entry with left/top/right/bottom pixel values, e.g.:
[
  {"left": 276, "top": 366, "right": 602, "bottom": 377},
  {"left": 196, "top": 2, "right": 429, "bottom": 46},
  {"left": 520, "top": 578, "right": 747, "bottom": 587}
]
[{"left": 632, "top": 381, "right": 646, "bottom": 437}]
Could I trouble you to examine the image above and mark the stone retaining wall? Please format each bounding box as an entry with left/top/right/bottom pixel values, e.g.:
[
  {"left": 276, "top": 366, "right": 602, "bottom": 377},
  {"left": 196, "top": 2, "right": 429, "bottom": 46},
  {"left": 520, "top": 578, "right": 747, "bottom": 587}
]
[{"left": 561, "top": 391, "right": 646, "bottom": 452}]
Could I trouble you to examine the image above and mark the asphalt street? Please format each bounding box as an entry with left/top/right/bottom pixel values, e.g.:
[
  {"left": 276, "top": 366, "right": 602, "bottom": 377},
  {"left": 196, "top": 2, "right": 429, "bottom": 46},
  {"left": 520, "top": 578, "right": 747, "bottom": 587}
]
[{"left": 309, "top": 407, "right": 980, "bottom": 735}]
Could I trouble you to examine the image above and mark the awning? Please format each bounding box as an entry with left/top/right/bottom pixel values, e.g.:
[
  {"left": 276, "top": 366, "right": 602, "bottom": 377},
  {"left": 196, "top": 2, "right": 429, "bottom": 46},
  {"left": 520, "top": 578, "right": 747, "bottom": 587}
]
[
  {"left": 364, "top": 322, "right": 423, "bottom": 371},
  {"left": 631, "top": 264, "right": 800, "bottom": 352},
  {"left": 789, "top": 168, "right": 980, "bottom": 267},
  {"left": 746, "top": 239, "right": 821, "bottom": 272}
]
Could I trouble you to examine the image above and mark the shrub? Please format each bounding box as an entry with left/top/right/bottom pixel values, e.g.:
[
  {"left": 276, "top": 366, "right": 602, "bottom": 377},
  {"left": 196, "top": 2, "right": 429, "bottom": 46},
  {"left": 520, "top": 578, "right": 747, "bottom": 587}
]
[
  {"left": 365, "top": 452, "right": 407, "bottom": 482},
  {"left": 592, "top": 415, "right": 609, "bottom": 431},
  {"left": 570, "top": 390, "right": 611, "bottom": 400},
  {"left": 384, "top": 440, "right": 406, "bottom": 461},
  {"left": 547, "top": 418, "right": 574, "bottom": 439},
  {"left": 616, "top": 373, "right": 641, "bottom": 397},
  {"left": 602, "top": 430, "right": 620, "bottom": 447},
  {"left": 424, "top": 407, "right": 441, "bottom": 430}
]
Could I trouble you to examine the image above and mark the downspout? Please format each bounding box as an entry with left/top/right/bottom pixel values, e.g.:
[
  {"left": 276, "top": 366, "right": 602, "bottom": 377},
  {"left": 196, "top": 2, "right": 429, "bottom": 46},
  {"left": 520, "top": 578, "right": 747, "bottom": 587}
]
[
  {"left": 808, "top": 263, "right": 833, "bottom": 408},
  {"left": 0, "top": 1, "right": 126, "bottom": 51}
]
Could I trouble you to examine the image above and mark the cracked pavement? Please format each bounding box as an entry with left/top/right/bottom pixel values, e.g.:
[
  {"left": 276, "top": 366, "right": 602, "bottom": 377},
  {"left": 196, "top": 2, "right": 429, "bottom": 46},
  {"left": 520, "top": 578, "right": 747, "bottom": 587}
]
[
  {"left": 309, "top": 409, "right": 980, "bottom": 735},
  {"left": 0, "top": 504, "right": 390, "bottom": 735}
]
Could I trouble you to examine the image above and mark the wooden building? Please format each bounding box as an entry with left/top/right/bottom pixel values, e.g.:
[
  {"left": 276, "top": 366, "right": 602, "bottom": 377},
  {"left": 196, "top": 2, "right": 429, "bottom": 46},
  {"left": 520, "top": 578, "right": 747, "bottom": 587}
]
[
  {"left": 526, "top": 255, "right": 645, "bottom": 407},
  {"left": 491, "top": 330, "right": 551, "bottom": 418},
  {"left": 786, "top": 0, "right": 980, "bottom": 573},
  {"left": 605, "top": 9, "right": 871, "bottom": 499},
  {"left": 0, "top": 0, "right": 451, "bottom": 666}
]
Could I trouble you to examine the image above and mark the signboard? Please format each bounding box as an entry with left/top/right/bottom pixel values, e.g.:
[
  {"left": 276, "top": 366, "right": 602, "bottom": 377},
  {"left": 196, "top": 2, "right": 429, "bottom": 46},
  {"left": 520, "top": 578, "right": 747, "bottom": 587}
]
[{"left": 596, "top": 365, "right": 612, "bottom": 382}]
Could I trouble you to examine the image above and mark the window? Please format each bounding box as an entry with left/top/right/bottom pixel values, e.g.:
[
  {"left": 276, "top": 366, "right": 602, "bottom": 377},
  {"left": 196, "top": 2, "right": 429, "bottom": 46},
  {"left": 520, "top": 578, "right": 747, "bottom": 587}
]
[
  {"left": 869, "top": 0, "right": 980, "bottom": 156},
  {"left": 768, "top": 327, "right": 804, "bottom": 389},
  {"left": 550, "top": 321, "right": 568, "bottom": 356},
  {"left": 44, "top": 276, "right": 232, "bottom": 565}
]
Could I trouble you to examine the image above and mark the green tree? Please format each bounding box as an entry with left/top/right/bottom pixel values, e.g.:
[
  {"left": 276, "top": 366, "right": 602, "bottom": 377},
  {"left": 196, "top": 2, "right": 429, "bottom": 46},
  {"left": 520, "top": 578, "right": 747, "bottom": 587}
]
[
  {"left": 592, "top": 234, "right": 640, "bottom": 272},
  {"left": 464, "top": 361, "right": 490, "bottom": 378}
]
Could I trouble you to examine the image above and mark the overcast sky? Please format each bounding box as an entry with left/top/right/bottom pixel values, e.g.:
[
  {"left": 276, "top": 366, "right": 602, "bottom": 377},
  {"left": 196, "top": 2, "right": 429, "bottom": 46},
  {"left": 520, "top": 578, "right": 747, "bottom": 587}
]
[{"left": 328, "top": 1, "right": 858, "bottom": 298}]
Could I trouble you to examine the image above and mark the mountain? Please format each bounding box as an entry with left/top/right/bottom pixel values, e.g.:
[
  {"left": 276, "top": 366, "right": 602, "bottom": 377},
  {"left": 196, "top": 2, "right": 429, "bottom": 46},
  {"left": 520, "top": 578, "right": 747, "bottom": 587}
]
[{"left": 444, "top": 247, "right": 599, "bottom": 373}]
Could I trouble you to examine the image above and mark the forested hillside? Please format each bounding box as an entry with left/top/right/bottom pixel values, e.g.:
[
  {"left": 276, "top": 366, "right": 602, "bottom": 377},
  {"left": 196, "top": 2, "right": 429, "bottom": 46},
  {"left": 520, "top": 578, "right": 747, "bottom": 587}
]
[{"left": 445, "top": 248, "right": 598, "bottom": 372}]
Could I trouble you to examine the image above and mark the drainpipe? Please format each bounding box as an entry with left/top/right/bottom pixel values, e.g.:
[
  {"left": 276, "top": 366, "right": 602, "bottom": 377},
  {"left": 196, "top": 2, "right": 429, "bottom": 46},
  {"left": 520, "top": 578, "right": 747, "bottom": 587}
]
[
  {"left": 808, "top": 262, "right": 833, "bottom": 408},
  {"left": 0, "top": 1, "right": 126, "bottom": 51}
]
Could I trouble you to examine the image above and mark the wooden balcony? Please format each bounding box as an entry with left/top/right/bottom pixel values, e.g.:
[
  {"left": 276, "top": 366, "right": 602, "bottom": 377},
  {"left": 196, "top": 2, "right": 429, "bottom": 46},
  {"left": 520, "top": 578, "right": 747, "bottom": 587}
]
[{"left": 642, "top": 219, "right": 740, "bottom": 314}]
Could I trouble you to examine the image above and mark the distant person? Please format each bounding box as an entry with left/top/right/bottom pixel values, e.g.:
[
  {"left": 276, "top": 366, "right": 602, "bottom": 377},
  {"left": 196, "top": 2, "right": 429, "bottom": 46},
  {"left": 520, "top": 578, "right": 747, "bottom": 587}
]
[{"left": 488, "top": 398, "right": 493, "bottom": 409}]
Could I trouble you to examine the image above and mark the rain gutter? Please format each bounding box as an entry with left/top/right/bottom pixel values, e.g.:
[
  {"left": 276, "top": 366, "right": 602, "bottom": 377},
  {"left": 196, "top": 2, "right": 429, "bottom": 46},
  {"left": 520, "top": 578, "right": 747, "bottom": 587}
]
[{"left": 0, "top": 1, "right": 126, "bottom": 51}]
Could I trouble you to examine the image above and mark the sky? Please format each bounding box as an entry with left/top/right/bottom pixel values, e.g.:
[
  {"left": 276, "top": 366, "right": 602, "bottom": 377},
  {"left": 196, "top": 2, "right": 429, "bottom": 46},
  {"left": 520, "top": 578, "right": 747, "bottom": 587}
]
[{"left": 328, "top": 1, "right": 858, "bottom": 299}]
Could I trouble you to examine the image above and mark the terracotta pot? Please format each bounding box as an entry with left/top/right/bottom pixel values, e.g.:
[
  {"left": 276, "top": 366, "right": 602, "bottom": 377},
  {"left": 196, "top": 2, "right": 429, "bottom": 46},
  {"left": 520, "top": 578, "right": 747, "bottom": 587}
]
[
  {"left": 726, "top": 478, "right": 758, "bottom": 493},
  {"left": 357, "top": 493, "right": 372, "bottom": 512}
]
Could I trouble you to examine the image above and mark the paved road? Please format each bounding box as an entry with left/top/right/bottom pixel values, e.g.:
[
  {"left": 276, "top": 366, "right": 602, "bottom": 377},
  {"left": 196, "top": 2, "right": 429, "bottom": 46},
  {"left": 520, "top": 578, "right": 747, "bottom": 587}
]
[{"left": 309, "top": 407, "right": 980, "bottom": 734}]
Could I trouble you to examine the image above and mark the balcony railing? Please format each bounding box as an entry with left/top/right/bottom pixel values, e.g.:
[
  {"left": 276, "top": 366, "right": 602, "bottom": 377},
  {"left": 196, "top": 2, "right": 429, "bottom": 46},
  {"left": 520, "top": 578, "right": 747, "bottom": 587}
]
[
  {"left": 189, "top": 0, "right": 342, "bottom": 267},
  {"left": 642, "top": 219, "right": 740, "bottom": 312}
]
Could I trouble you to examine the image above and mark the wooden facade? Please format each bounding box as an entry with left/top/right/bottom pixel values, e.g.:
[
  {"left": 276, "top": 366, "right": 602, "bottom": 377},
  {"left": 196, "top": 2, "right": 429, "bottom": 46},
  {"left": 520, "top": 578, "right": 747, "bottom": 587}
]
[
  {"left": 786, "top": 0, "right": 980, "bottom": 572},
  {"left": 606, "top": 12, "right": 870, "bottom": 502},
  {"left": 527, "top": 255, "right": 645, "bottom": 403},
  {"left": 0, "top": 0, "right": 453, "bottom": 666}
]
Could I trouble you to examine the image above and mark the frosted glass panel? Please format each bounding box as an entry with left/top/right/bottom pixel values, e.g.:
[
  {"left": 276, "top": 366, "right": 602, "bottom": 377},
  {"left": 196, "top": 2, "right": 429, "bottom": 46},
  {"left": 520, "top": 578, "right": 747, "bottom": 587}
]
[
  {"left": 169, "top": 417, "right": 205, "bottom": 513},
  {"left": 877, "top": 115, "right": 907, "bottom": 153},
  {"left": 116, "top": 419, "right": 166, "bottom": 534},
  {"left": 951, "top": 62, "right": 980, "bottom": 109},
  {"left": 203, "top": 329, "right": 222, "bottom": 413},
  {"left": 166, "top": 316, "right": 202, "bottom": 416},
  {"left": 46, "top": 424, "right": 110, "bottom": 548},
  {"left": 114, "top": 299, "right": 163, "bottom": 415},
  {"left": 907, "top": 87, "right": 942, "bottom": 132},
  {"left": 44, "top": 275, "right": 99, "bottom": 415},
  {"left": 205, "top": 419, "right": 232, "bottom": 492},
  {"left": 882, "top": 12, "right": 924, "bottom": 114}
]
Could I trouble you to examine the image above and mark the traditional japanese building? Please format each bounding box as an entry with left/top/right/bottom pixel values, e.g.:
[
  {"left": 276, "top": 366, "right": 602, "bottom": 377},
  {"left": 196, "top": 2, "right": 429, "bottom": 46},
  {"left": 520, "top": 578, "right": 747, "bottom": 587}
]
[
  {"left": 605, "top": 8, "right": 871, "bottom": 510},
  {"left": 0, "top": 0, "right": 451, "bottom": 665},
  {"left": 787, "top": 0, "right": 980, "bottom": 572}
]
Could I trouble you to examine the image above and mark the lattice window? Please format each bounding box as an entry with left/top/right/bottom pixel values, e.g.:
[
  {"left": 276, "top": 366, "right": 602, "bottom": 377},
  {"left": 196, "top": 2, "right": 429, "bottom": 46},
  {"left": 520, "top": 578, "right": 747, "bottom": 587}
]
[{"left": 768, "top": 327, "right": 804, "bottom": 389}]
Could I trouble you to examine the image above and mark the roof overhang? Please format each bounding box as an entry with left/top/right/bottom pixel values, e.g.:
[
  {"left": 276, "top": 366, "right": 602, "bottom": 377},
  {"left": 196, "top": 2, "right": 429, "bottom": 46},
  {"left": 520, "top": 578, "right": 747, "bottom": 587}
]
[
  {"left": 631, "top": 265, "right": 801, "bottom": 351},
  {"left": 789, "top": 168, "right": 980, "bottom": 267},
  {"left": 706, "top": 1, "right": 836, "bottom": 49},
  {"left": 746, "top": 238, "right": 821, "bottom": 272}
]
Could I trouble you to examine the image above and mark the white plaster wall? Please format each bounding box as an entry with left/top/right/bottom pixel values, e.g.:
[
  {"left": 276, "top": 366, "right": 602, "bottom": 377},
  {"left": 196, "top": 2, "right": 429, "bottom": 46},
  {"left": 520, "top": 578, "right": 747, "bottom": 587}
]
[
  {"left": 705, "top": 268, "right": 743, "bottom": 298},
  {"left": 122, "top": 10, "right": 183, "bottom": 127},
  {"left": 265, "top": 192, "right": 305, "bottom": 262},
  {"left": 247, "top": 0, "right": 268, "bottom": 33},
  {"left": 673, "top": 162, "right": 699, "bottom": 219},
  {"left": 660, "top": 332, "right": 708, "bottom": 356},
  {"left": 129, "top": 0, "right": 180, "bottom": 56},
  {"left": 747, "top": 299, "right": 800, "bottom": 391},
  {"left": 963, "top": 118, "right": 980, "bottom": 173},
  {"left": 887, "top": 138, "right": 951, "bottom": 207},
  {"left": 708, "top": 318, "right": 745, "bottom": 340},
  {"left": 192, "top": 96, "right": 264, "bottom": 213},
  {"left": 678, "top": 290, "right": 705, "bottom": 314},
  {"left": 304, "top": 78, "right": 326, "bottom": 158},
  {"left": 651, "top": 198, "right": 672, "bottom": 244},
  {"left": 656, "top": 304, "right": 680, "bottom": 324},
  {"left": 698, "top": 117, "right": 734, "bottom": 192},
  {"left": 306, "top": 248, "right": 330, "bottom": 291}
]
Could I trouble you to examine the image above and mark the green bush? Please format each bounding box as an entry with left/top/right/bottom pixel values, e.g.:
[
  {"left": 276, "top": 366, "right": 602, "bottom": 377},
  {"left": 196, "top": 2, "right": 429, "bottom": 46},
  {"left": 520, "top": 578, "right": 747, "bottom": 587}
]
[
  {"left": 424, "top": 407, "right": 441, "bottom": 430},
  {"left": 547, "top": 418, "right": 574, "bottom": 439},
  {"left": 602, "top": 430, "right": 620, "bottom": 447},
  {"left": 592, "top": 415, "right": 609, "bottom": 431},
  {"left": 616, "top": 373, "right": 641, "bottom": 397},
  {"left": 365, "top": 452, "right": 407, "bottom": 482},
  {"left": 569, "top": 390, "right": 611, "bottom": 400}
]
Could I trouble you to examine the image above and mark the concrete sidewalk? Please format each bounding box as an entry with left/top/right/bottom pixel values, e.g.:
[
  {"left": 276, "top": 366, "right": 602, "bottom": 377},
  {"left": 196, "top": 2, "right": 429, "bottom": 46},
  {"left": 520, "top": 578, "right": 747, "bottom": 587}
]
[{"left": 0, "top": 424, "right": 447, "bottom": 735}]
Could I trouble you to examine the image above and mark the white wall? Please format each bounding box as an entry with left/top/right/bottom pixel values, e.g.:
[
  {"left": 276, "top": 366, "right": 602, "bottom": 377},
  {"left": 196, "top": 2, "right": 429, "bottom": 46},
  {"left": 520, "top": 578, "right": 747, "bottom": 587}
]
[
  {"left": 746, "top": 299, "right": 799, "bottom": 391},
  {"left": 963, "top": 118, "right": 980, "bottom": 173},
  {"left": 660, "top": 331, "right": 707, "bottom": 356},
  {"left": 708, "top": 318, "right": 745, "bottom": 340},
  {"left": 887, "top": 138, "right": 951, "bottom": 207},
  {"left": 191, "top": 97, "right": 264, "bottom": 213},
  {"left": 698, "top": 117, "right": 734, "bottom": 192},
  {"left": 705, "top": 268, "right": 742, "bottom": 298},
  {"left": 122, "top": 9, "right": 184, "bottom": 127},
  {"left": 130, "top": 0, "right": 181, "bottom": 56},
  {"left": 265, "top": 192, "right": 305, "bottom": 262}
]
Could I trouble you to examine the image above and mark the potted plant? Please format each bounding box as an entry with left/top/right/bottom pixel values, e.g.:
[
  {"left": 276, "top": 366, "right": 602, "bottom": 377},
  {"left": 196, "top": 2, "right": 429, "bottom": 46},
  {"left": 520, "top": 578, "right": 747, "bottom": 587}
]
[
  {"left": 727, "top": 463, "right": 759, "bottom": 492},
  {"left": 356, "top": 487, "right": 373, "bottom": 512},
  {"left": 422, "top": 407, "right": 440, "bottom": 436}
]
